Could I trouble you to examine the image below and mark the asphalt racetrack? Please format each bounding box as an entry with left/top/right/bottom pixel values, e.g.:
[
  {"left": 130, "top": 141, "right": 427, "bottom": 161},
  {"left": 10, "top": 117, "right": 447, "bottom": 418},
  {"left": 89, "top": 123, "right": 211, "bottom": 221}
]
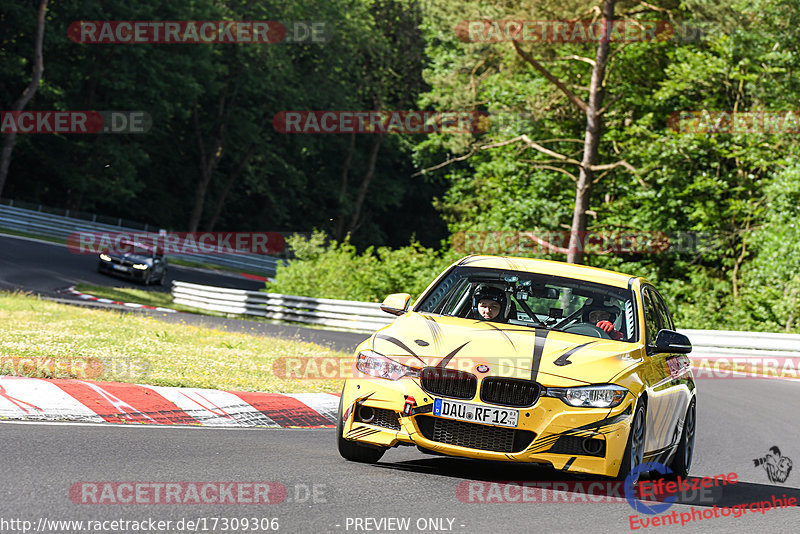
[
  {"left": 1, "top": 233, "right": 799, "bottom": 533},
  {"left": 2, "top": 377, "right": 799, "bottom": 533}
]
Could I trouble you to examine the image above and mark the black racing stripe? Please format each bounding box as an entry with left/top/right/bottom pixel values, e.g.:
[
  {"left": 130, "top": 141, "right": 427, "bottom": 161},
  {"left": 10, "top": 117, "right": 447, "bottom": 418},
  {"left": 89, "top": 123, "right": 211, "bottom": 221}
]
[
  {"left": 530, "top": 329, "right": 550, "bottom": 381},
  {"left": 485, "top": 322, "right": 516, "bottom": 350},
  {"left": 422, "top": 315, "right": 444, "bottom": 352},
  {"left": 562, "top": 457, "right": 577, "bottom": 471},
  {"left": 437, "top": 341, "right": 470, "bottom": 369},
  {"left": 553, "top": 341, "right": 595, "bottom": 367},
  {"left": 571, "top": 404, "right": 633, "bottom": 432},
  {"left": 348, "top": 427, "right": 382, "bottom": 439},
  {"left": 374, "top": 334, "right": 426, "bottom": 365}
]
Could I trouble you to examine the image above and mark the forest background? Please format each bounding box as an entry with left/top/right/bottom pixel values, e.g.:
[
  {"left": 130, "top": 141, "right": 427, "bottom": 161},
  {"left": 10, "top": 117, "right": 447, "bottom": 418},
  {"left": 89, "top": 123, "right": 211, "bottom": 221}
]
[{"left": 2, "top": 0, "right": 799, "bottom": 332}]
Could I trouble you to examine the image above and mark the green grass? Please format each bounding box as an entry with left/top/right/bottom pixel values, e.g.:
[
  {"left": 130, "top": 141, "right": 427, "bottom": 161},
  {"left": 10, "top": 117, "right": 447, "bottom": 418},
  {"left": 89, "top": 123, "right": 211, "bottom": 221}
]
[{"left": 0, "top": 290, "right": 350, "bottom": 393}]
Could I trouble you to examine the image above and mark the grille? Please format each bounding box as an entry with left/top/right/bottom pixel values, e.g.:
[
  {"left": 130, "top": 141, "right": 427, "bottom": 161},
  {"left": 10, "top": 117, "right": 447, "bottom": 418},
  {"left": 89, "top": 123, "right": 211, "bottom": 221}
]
[
  {"left": 420, "top": 367, "right": 477, "bottom": 400},
  {"left": 547, "top": 435, "right": 606, "bottom": 457},
  {"left": 480, "top": 377, "right": 540, "bottom": 407},
  {"left": 416, "top": 415, "right": 535, "bottom": 453},
  {"left": 370, "top": 408, "right": 401, "bottom": 431}
]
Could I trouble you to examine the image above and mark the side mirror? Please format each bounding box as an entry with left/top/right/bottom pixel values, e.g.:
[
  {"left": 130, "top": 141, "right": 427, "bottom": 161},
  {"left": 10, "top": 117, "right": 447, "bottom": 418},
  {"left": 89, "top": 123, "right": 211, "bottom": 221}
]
[
  {"left": 381, "top": 293, "right": 411, "bottom": 316},
  {"left": 652, "top": 329, "right": 692, "bottom": 354}
]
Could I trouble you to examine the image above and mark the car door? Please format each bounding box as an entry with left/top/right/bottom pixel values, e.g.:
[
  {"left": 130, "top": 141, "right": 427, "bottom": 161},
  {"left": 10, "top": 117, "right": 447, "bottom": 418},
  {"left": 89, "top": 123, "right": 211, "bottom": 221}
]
[
  {"left": 640, "top": 286, "right": 674, "bottom": 453},
  {"left": 650, "top": 288, "right": 691, "bottom": 450}
]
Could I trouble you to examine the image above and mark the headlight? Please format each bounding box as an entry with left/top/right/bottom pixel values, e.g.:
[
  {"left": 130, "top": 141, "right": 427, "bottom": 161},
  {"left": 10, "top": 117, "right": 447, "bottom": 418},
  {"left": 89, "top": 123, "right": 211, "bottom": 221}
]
[
  {"left": 99, "top": 254, "right": 111, "bottom": 262},
  {"left": 132, "top": 264, "right": 149, "bottom": 270},
  {"left": 546, "top": 384, "right": 628, "bottom": 408},
  {"left": 355, "top": 350, "right": 420, "bottom": 381}
]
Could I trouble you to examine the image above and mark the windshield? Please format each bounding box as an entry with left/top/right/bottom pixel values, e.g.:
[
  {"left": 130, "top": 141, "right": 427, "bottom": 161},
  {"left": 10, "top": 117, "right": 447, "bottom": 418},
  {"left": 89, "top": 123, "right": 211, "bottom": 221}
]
[
  {"left": 415, "top": 266, "right": 638, "bottom": 342},
  {"left": 113, "top": 241, "right": 153, "bottom": 256}
]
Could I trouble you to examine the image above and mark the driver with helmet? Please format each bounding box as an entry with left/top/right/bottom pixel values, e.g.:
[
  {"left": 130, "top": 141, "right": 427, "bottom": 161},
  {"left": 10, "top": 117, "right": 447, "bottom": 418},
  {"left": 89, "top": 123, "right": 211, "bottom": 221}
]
[
  {"left": 584, "top": 305, "right": 624, "bottom": 340},
  {"left": 472, "top": 284, "right": 510, "bottom": 323}
]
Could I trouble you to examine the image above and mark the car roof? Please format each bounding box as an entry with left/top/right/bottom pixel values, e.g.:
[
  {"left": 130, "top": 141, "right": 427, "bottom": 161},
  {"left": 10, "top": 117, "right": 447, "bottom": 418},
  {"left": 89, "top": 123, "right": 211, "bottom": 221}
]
[{"left": 456, "top": 255, "right": 637, "bottom": 289}]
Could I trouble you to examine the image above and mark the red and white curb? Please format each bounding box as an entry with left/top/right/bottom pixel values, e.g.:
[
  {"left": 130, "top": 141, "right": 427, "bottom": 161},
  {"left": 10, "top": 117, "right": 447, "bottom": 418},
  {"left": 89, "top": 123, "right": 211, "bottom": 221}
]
[
  {"left": 59, "top": 286, "right": 177, "bottom": 313},
  {"left": 0, "top": 376, "right": 337, "bottom": 428}
]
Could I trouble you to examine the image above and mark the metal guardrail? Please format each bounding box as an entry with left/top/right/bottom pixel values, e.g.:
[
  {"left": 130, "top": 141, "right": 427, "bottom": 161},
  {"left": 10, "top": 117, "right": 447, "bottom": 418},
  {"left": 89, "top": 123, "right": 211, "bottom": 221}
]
[
  {"left": 172, "top": 281, "right": 393, "bottom": 332},
  {"left": 171, "top": 282, "right": 800, "bottom": 357},
  {"left": 679, "top": 329, "right": 800, "bottom": 360},
  {"left": 0, "top": 202, "right": 282, "bottom": 276}
]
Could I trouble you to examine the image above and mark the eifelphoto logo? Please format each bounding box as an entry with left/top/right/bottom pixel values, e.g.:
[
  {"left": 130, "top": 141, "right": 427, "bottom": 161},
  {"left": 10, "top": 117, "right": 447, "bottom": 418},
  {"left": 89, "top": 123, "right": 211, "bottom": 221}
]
[
  {"left": 272, "top": 111, "right": 489, "bottom": 134},
  {"left": 67, "top": 231, "right": 286, "bottom": 255},
  {"left": 753, "top": 446, "right": 793, "bottom": 483},
  {"left": 0, "top": 111, "right": 151, "bottom": 134},
  {"left": 668, "top": 111, "right": 800, "bottom": 134},
  {"left": 67, "top": 21, "right": 329, "bottom": 44}
]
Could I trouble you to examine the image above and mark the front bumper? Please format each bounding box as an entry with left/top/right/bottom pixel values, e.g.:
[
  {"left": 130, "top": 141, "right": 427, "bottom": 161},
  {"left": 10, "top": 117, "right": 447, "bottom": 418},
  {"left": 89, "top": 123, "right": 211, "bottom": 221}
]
[
  {"left": 98, "top": 260, "right": 150, "bottom": 281},
  {"left": 340, "top": 377, "right": 635, "bottom": 477}
]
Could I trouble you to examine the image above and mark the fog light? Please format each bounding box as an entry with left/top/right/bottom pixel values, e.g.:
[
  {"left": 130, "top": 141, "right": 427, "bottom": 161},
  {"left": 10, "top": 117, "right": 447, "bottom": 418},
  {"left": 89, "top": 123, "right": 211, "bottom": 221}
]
[{"left": 358, "top": 405, "right": 375, "bottom": 423}]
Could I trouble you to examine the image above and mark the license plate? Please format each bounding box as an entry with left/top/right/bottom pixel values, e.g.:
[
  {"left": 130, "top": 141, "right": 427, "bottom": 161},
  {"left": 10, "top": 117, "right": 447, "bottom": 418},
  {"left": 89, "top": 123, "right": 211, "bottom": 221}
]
[
  {"left": 433, "top": 399, "right": 518, "bottom": 428},
  {"left": 112, "top": 264, "right": 128, "bottom": 271}
]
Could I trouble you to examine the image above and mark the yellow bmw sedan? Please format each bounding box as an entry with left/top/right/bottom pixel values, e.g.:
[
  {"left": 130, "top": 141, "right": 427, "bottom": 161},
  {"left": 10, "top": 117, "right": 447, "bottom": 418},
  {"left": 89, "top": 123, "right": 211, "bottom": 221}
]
[{"left": 337, "top": 255, "right": 696, "bottom": 481}]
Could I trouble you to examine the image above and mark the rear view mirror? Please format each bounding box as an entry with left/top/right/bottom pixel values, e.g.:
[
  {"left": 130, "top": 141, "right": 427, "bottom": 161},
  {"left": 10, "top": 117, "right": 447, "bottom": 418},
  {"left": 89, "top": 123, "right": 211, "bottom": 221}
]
[
  {"left": 381, "top": 293, "right": 411, "bottom": 316},
  {"left": 532, "top": 286, "right": 560, "bottom": 299},
  {"left": 652, "top": 329, "right": 692, "bottom": 354}
]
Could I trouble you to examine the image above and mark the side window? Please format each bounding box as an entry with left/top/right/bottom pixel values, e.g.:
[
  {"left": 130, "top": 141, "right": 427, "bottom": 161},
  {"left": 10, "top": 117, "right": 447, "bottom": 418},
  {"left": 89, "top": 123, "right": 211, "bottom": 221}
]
[
  {"left": 651, "top": 290, "right": 675, "bottom": 331},
  {"left": 641, "top": 289, "right": 660, "bottom": 346}
]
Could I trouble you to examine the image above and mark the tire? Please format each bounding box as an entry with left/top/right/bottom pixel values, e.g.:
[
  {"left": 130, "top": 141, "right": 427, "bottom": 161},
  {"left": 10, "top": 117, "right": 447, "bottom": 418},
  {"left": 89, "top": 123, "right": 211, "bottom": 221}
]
[
  {"left": 616, "top": 398, "right": 647, "bottom": 481},
  {"left": 336, "top": 389, "right": 385, "bottom": 464},
  {"left": 157, "top": 270, "right": 166, "bottom": 286},
  {"left": 667, "top": 399, "right": 696, "bottom": 478},
  {"left": 143, "top": 271, "right": 152, "bottom": 286}
]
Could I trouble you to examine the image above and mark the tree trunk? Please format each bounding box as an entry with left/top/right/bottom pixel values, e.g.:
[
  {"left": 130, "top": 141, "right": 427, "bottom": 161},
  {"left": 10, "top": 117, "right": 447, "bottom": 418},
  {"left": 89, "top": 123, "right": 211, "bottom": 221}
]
[
  {"left": 567, "top": 0, "right": 615, "bottom": 265},
  {"left": 333, "top": 131, "right": 356, "bottom": 241},
  {"left": 207, "top": 142, "right": 258, "bottom": 231},
  {"left": 346, "top": 133, "right": 383, "bottom": 236},
  {"left": 188, "top": 98, "right": 226, "bottom": 232},
  {"left": 0, "top": 0, "right": 47, "bottom": 198}
]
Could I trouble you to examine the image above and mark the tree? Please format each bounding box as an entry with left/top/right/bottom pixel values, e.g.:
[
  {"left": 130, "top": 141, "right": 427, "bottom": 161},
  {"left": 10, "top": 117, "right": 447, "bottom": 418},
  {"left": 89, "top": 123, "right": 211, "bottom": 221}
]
[{"left": 0, "top": 0, "right": 47, "bottom": 198}]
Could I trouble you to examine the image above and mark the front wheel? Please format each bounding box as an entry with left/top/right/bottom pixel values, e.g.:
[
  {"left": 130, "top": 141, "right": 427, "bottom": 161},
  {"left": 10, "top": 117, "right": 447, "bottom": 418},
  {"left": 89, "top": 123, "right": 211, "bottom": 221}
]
[
  {"left": 667, "top": 399, "right": 696, "bottom": 478},
  {"left": 616, "top": 398, "right": 647, "bottom": 481},
  {"left": 336, "top": 390, "right": 385, "bottom": 463}
]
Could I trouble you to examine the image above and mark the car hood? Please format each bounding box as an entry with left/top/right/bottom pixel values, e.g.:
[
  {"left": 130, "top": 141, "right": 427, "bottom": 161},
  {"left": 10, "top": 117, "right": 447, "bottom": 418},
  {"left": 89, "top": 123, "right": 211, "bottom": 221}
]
[{"left": 368, "top": 312, "right": 641, "bottom": 386}]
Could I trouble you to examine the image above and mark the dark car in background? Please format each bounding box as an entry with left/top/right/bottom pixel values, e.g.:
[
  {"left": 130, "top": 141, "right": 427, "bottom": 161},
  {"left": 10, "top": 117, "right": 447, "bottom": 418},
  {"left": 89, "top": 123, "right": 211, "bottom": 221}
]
[{"left": 97, "top": 240, "right": 167, "bottom": 285}]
